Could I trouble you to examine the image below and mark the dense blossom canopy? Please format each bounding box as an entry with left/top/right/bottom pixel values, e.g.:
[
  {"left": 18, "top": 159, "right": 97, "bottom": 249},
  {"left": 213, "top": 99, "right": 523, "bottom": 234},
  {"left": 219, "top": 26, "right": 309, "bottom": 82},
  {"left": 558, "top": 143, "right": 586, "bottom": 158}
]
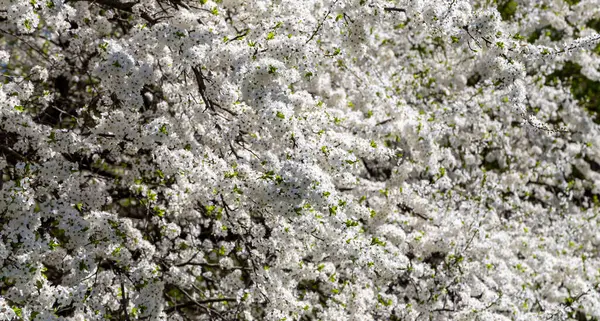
[{"left": 1, "top": 0, "right": 600, "bottom": 320}]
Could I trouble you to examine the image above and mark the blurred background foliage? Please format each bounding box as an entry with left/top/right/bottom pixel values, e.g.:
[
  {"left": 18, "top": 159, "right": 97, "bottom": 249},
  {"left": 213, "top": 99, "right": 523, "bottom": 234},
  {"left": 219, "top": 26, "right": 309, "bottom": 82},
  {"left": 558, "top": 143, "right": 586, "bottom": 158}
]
[{"left": 497, "top": 0, "right": 600, "bottom": 124}]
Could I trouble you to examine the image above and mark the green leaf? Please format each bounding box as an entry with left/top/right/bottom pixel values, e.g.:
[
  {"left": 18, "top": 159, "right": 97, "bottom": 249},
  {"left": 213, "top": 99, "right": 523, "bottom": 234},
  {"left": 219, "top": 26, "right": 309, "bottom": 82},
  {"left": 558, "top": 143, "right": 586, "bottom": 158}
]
[
  {"left": 378, "top": 294, "right": 393, "bottom": 306},
  {"left": 233, "top": 185, "right": 243, "bottom": 194},
  {"left": 345, "top": 219, "right": 359, "bottom": 227},
  {"left": 98, "top": 42, "right": 109, "bottom": 52},
  {"left": 224, "top": 171, "right": 238, "bottom": 178},
  {"left": 49, "top": 240, "right": 59, "bottom": 250},
  {"left": 329, "top": 205, "right": 337, "bottom": 216},
  {"left": 111, "top": 246, "right": 122, "bottom": 256},
  {"left": 513, "top": 33, "right": 526, "bottom": 40},
  {"left": 12, "top": 306, "right": 22, "bottom": 317},
  {"left": 159, "top": 124, "right": 168, "bottom": 135},
  {"left": 153, "top": 206, "right": 165, "bottom": 217},
  {"left": 371, "top": 237, "right": 386, "bottom": 246}
]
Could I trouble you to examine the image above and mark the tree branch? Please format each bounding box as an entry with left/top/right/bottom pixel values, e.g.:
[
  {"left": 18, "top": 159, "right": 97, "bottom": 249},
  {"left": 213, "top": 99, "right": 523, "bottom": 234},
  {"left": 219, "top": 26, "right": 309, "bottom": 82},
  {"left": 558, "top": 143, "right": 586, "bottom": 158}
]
[{"left": 383, "top": 7, "right": 406, "bottom": 13}]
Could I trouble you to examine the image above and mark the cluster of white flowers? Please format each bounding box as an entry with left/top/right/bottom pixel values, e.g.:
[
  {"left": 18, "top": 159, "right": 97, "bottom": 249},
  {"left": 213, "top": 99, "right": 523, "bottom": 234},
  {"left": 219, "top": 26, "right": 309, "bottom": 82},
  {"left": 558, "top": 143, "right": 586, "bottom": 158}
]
[{"left": 1, "top": 0, "right": 600, "bottom": 320}]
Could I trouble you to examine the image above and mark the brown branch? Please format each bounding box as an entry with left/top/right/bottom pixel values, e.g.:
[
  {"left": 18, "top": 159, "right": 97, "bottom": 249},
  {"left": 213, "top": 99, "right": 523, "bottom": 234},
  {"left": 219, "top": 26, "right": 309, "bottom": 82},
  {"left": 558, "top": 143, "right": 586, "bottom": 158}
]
[
  {"left": 66, "top": 0, "right": 138, "bottom": 12},
  {"left": 66, "top": 0, "right": 158, "bottom": 25},
  {"left": 119, "top": 273, "right": 131, "bottom": 321},
  {"left": 191, "top": 66, "right": 216, "bottom": 113},
  {"left": 383, "top": 7, "right": 406, "bottom": 13},
  {"left": 191, "top": 66, "right": 238, "bottom": 116},
  {"left": 376, "top": 118, "right": 394, "bottom": 126},
  {"left": 171, "top": 285, "right": 228, "bottom": 320},
  {"left": 306, "top": 0, "right": 340, "bottom": 44}
]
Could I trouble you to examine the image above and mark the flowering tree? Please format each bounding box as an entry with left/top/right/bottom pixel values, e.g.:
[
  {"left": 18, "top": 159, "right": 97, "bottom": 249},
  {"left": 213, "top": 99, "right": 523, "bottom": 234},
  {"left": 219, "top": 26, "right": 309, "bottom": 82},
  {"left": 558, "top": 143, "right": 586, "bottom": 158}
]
[{"left": 1, "top": 0, "right": 600, "bottom": 320}]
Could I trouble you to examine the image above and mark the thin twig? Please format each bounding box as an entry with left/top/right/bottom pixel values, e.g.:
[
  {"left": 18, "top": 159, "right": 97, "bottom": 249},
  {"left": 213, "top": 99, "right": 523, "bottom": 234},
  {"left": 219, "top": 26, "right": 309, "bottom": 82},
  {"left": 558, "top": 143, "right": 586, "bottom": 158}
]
[
  {"left": 383, "top": 7, "right": 406, "bottom": 13},
  {"left": 306, "top": 0, "right": 340, "bottom": 44}
]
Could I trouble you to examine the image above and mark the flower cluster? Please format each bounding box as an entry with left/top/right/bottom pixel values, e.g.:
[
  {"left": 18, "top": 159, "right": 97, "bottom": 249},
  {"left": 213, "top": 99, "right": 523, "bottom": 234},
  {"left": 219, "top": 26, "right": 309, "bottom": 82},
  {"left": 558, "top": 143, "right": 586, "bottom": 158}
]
[{"left": 1, "top": 0, "right": 600, "bottom": 320}]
